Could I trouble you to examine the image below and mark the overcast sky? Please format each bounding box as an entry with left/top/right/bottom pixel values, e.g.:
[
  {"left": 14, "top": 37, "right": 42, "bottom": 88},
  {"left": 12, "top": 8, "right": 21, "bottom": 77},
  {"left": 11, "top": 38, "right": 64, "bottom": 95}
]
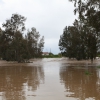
[{"left": 0, "top": 0, "right": 77, "bottom": 54}]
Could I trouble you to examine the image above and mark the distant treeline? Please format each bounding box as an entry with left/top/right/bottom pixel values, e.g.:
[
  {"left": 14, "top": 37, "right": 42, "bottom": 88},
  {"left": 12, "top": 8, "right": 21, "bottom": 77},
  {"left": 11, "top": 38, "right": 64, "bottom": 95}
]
[
  {"left": 0, "top": 13, "right": 44, "bottom": 62},
  {"left": 42, "top": 54, "right": 62, "bottom": 58},
  {"left": 59, "top": 0, "right": 100, "bottom": 62}
]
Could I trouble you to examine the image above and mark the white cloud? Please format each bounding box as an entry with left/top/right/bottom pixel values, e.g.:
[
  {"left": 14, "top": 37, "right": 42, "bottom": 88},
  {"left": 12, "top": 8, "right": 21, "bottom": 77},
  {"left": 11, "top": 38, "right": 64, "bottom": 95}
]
[{"left": 0, "top": 0, "right": 77, "bottom": 54}]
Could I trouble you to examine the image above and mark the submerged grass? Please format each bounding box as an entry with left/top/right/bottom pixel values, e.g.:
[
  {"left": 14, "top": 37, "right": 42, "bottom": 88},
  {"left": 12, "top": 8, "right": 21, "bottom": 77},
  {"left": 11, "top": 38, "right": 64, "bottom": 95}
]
[
  {"left": 97, "top": 66, "right": 100, "bottom": 68},
  {"left": 85, "top": 71, "right": 92, "bottom": 75}
]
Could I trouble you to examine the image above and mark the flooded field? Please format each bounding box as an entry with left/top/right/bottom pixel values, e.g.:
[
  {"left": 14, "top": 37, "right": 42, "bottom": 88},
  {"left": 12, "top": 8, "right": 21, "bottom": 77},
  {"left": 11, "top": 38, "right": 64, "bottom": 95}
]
[{"left": 0, "top": 58, "right": 100, "bottom": 100}]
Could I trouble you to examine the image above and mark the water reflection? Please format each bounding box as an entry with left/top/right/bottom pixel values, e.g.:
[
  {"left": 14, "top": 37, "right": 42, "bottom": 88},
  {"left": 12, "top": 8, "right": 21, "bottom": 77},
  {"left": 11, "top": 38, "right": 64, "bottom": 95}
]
[
  {"left": 0, "top": 66, "right": 44, "bottom": 100},
  {"left": 1, "top": 58, "right": 100, "bottom": 100},
  {"left": 60, "top": 65, "right": 100, "bottom": 100}
]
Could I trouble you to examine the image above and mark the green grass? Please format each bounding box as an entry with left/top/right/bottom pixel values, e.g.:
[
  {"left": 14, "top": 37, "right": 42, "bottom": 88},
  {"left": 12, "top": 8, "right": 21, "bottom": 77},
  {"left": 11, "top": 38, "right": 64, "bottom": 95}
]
[
  {"left": 42, "top": 55, "right": 62, "bottom": 58},
  {"left": 97, "top": 66, "right": 100, "bottom": 68},
  {"left": 97, "top": 55, "right": 100, "bottom": 57},
  {"left": 85, "top": 71, "right": 92, "bottom": 75}
]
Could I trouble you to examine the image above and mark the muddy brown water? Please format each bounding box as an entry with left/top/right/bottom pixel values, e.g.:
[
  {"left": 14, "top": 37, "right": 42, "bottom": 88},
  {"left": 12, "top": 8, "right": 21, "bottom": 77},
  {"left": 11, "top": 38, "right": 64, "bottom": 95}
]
[{"left": 0, "top": 58, "right": 100, "bottom": 100}]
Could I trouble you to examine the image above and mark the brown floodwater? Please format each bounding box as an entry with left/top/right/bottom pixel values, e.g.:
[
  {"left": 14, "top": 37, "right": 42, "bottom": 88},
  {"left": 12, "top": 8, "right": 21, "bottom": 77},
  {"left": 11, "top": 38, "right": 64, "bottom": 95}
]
[{"left": 0, "top": 58, "right": 100, "bottom": 100}]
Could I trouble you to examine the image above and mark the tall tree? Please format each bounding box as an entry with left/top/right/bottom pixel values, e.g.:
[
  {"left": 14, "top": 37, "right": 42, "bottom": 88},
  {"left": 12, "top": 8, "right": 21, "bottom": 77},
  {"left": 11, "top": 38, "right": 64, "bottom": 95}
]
[
  {"left": 0, "top": 13, "right": 44, "bottom": 62},
  {"left": 59, "top": 19, "right": 97, "bottom": 61},
  {"left": 26, "top": 27, "right": 44, "bottom": 58},
  {"left": 1, "top": 13, "right": 26, "bottom": 61},
  {"left": 68, "top": 0, "right": 99, "bottom": 62},
  {"left": 59, "top": 25, "right": 82, "bottom": 59}
]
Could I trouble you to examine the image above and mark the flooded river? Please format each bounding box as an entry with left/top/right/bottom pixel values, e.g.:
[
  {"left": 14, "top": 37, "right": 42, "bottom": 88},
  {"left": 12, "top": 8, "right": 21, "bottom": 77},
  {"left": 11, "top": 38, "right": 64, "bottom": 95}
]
[{"left": 0, "top": 58, "right": 100, "bottom": 100}]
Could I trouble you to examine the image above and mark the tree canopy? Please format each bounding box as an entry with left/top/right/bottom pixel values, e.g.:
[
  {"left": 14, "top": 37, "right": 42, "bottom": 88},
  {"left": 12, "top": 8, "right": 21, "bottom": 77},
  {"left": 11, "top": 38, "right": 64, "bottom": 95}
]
[
  {"left": 0, "top": 13, "right": 44, "bottom": 62},
  {"left": 59, "top": 0, "right": 100, "bottom": 62}
]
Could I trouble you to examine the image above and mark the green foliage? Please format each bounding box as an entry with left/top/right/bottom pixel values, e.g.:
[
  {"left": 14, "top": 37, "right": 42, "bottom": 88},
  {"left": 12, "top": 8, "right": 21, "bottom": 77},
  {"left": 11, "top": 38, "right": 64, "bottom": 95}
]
[
  {"left": 97, "top": 66, "right": 100, "bottom": 68},
  {"left": 97, "top": 55, "right": 100, "bottom": 57},
  {"left": 59, "top": 0, "right": 100, "bottom": 61},
  {"left": 42, "top": 54, "right": 62, "bottom": 58},
  {"left": 59, "top": 22, "right": 97, "bottom": 60},
  {"left": 0, "top": 13, "right": 44, "bottom": 62},
  {"left": 85, "top": 71, "right": 92, "bottom": 75},
  {"left": 26, "top": 27, "right": 44, "bottom": 58},
  {"left": 59, "top": 24, "right": 90, "bottom": 60}
]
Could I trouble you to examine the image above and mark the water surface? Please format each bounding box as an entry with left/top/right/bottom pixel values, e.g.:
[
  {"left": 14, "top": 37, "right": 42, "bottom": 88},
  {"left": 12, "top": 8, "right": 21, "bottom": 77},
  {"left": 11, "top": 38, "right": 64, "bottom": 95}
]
[{"left": 0, "top": 58, "right": 100, "bottom": 100}]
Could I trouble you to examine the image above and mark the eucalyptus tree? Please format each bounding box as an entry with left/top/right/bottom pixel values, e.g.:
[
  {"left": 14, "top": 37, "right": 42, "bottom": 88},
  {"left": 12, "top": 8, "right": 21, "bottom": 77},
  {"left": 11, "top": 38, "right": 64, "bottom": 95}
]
[
  {"left": 59, "top": 25, "right": 82, "bottom": 59},
  {"left": 2, "top": 13, "right": 26, "bottom": 33},
  {"left": 68, "top": 0, "right": 100, "bottom": 38},
  {"left": 37, "top": 36, "right": 44, "bottom": 57},
  {"left": 59, "top": 26, "right": 69, "bottom": 56},
  {"left": 69, "top": 0, "right": 100, "bottom": 20},
  {"left": 68, "top": 0, "right": 99, "bottom": 62},
  {"left": 1, "top": 13, "right": 26, "bottom": 61},
  {"left": 59, "top": 19, "right": 97, "bottom": 61},
  {"left": 1, "top": 14, "right": 33, "bottom": 61},
  {"left": 0, "top": 28, "right": 3, "bottom": 57},
  {"left": 26, "top": 27, "right": 44, "bottom": 58},
  {"left": 0, "top": 13, "right": 44, "bottom": 62}
]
